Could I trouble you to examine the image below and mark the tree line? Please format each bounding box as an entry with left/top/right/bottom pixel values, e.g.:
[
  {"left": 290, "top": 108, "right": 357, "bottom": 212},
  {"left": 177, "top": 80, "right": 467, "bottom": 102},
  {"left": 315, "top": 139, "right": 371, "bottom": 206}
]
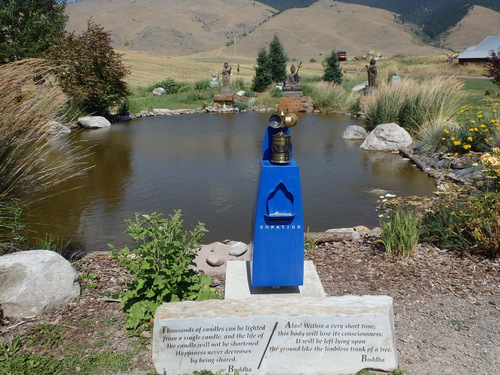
[{"left": 0, "top": 0, "right": 129, "bottom": 115}]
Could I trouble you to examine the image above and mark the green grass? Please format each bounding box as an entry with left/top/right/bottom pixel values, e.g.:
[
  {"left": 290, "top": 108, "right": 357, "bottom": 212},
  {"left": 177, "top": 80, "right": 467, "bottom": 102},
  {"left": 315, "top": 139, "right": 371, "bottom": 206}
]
[{"left": 460, "top": 78, "right": 500, "bottom": 106}]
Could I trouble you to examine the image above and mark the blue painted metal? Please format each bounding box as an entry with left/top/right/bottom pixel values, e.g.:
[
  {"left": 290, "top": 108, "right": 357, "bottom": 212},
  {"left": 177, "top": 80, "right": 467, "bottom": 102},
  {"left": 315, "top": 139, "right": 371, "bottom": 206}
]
[{"left": 250, "top": 125, "right": 304, "bottom": 287}]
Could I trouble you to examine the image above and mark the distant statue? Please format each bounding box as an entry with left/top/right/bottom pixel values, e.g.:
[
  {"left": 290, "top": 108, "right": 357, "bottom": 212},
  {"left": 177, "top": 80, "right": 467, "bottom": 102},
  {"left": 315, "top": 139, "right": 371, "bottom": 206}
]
[
  {"left": 220, "top": 62, "right": 232, "bottom": 95},
  {"left": 366, "top": 58, "right": 377, "bottom": 87},
  {"left": 390, "top": 72, "right": 400, "bottom": 85},
  {"left": 209, "top": 73, "right": 219, "bottom": 88}
]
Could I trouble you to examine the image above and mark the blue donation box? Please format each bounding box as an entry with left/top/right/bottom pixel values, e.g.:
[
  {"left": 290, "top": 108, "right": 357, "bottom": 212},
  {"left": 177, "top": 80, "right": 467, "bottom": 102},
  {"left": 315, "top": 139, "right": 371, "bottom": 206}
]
[{"left": 250, "top": 113, "right": 304, "bottom": 287}]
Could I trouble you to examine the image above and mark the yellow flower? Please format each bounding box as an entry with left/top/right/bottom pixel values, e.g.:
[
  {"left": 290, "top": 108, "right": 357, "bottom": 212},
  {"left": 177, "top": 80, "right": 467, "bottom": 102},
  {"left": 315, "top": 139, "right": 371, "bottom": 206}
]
[
  {"left": 443, "top": 123, "right": 448, "bottom": 127},
  {"left": 478, "top": 115, "right": 483, "bottom": 118},
  {"left": 441, "top": 137, "right": 446, "bottom": 141},
  {"left": 454, "top": 140, "right": 461, "bottom": 146},
  {"left": 463, "top": 144, "right": 471, "bottom": 150},
  {"left": 470, "top": 120, "right": 476, "bottom": 123},
  {"left": 467, "top": 137, "right": 473, "bottom": 141},
  {"left": 450, "top": 137, "right": 455, "bottom": 140},
  {"left": 480, "top": 124, "right": 486, "bottom": 128}
]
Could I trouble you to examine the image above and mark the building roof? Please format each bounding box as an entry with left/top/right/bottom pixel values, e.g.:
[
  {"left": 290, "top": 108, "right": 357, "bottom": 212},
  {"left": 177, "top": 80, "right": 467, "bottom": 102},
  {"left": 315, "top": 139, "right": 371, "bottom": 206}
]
[{"left": 458, "top": 36, "right": 500, "bottom": 60}]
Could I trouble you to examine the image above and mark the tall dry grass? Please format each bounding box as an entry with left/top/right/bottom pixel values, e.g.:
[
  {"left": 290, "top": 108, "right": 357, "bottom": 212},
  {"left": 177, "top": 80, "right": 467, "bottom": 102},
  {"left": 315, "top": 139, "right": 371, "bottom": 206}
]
[
  {"left": 312, "top": 81, "right": 361, "bottom": 113},
  {"left": 0, "top": 59, "right": 90, "bottom": 206},
  {"left": 361, "top": 76, "right": 466, "bottom": 134}
]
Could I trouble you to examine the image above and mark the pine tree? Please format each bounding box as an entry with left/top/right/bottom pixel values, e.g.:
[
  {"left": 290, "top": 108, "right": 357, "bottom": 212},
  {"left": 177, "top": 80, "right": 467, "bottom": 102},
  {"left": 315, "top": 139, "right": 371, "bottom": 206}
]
[
  {"left": 251, "top": 47, "right": 272, "bottom": 92},
  {"left": 268, "top": 34, "right": 288, "bottom": 84},
  {"left": 0, "top": 0, "right": 67, "bottom": 64},
  {"left": 322, "top": 50, "right": 343, "bottom": 84}
]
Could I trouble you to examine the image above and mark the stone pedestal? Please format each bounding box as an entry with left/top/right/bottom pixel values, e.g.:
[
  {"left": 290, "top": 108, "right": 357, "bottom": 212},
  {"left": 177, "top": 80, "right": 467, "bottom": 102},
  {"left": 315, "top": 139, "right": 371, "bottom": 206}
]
[{"left": 277, "top": 96, "right": 313, "bottom": 113}]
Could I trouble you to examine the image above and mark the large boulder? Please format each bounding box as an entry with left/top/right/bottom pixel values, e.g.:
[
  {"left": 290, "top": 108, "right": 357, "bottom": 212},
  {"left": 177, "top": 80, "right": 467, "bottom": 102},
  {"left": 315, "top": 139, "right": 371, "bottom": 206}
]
[
  {"left": 0, "top": 250, "right": 80, "bottom": 318},
  {"left": 342, "top": 125, "right": 368, "bottom": 140},
  {"left": 360, "top": 123, "right": 412, "bottom": 151},
  {"left": 78, "top": 116, "right": 111, "bottom": 129}
]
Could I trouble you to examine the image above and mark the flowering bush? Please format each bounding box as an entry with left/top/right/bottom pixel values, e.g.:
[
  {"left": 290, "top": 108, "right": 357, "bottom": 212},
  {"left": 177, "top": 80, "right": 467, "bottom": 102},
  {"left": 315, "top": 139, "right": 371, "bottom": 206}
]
[
  {"left": 480, "top": 147, "right": 500, "bottom": 189},
  {"left": 440, "top": 103, "right": 500, "bottom": 154}
]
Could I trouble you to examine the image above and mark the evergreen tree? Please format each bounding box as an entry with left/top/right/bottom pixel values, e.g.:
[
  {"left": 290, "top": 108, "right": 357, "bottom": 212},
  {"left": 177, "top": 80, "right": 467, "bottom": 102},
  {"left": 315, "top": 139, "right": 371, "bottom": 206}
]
[
  {"left": 45, "top": 20, "right": 130, "bottom": 115},
  {"left": 251, "top": 47, "right": 272, "bottom": 92},
  {"left": 0, "top": 0, "right": 67, "bottom": 64},
  {"left": 322, "top": 50, "right": 343, "bottom": 84},
  {"left": 268, "top": 34, "right": 288, "bottom": 84}
]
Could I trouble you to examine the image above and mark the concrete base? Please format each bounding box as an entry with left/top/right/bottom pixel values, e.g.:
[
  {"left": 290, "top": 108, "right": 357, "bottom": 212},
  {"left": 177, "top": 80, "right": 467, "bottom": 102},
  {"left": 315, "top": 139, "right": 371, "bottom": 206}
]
[{"left": 225, "top": 260, "right": 326, "bottom": 299}]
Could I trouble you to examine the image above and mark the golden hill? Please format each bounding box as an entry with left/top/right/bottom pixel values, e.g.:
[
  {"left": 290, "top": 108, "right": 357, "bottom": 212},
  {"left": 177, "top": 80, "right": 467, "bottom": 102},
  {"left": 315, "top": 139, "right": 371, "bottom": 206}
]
[
  {"left": 65, "top": 0, "right": 499, "bottom": 60},
  {"left": 437, "top": 5, "right": 500, "bottom": 52}
]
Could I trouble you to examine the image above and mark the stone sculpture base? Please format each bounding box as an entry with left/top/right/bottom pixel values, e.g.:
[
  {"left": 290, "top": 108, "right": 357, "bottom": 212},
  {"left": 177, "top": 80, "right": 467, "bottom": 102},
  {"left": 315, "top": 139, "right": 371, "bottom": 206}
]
[
  {"left": 277, "top": 96, "right": 313, "bottom": 113},
  {"left": 213, "top": 94, "right": 234, "bottom": 110}
]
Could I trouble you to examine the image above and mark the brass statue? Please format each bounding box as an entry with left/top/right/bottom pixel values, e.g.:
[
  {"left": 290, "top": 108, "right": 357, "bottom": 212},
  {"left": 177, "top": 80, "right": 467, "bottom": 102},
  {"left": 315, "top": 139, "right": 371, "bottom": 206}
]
[{"left": 366, "top": 58, "right": 377, "bottom": 87}]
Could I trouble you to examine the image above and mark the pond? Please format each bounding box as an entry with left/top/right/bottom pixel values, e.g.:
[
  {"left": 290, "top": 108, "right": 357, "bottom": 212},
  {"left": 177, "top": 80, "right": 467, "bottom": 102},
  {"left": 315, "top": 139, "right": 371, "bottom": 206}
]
[{"left": 25, "top": 112, "right": 436, "bottom": 251}]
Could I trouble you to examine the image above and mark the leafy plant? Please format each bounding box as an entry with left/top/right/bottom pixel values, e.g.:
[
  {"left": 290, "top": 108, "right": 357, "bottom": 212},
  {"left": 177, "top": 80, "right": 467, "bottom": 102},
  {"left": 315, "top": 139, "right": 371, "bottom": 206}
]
[
  {"left": 480, "top": 147, "right": 500, "bottom": 189},
  {"left": 32, "top": 233, "right": 70, "bottom": 254},
  {"left": 322, "top": 50, "right": 343, "bottom": 84},
  {"left": 28, "top": 324, "right": 64, "bottom": 348},
  {"left": 110, "top": 211, "right": 221, "bottom": 330},
  {"left": 419, "top": 203, "right": 469, "bottom": 251},
  {"left": 149, "top": 77, "right": 181, "bottom": 94},
  {"left": 380, "top": 208, "right": 419, "bottom": 257}
]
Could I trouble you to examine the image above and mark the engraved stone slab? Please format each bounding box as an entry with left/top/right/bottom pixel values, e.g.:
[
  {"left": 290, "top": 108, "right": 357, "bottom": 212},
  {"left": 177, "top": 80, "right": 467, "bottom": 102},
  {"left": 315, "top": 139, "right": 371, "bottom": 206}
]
[{"left": 153, "top": 296, "right": 397, "bottom": 374}]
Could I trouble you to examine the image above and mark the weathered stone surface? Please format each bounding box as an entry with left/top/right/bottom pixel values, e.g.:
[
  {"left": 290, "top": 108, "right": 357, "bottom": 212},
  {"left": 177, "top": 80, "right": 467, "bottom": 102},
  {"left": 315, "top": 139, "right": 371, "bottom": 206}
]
[
  {"left": 77, "top": 116, "right": 111, "bottom": 129},
  {"left": 0, "top": 250, "right": 80, "bottom": 318},
  {"left": 153, "top": 87, "right": 166, "bottom": 96},
  {"left": 342, "top": 125, "right": 368, "bottom": 140},
  {"left": 206, "top": 254, "right": 224, "bottom": 267},
  {"left": 360, "top": 123, "right": 412, "bottom": 151},
  {"left": 153, "top": 296, "right": 398, "bottom": 375},
  {"left": 228, "top": 241, "right": 248, "bottom": 257},
  {"left": 46, "top": 121, "right": 71, "bottom": 135}
]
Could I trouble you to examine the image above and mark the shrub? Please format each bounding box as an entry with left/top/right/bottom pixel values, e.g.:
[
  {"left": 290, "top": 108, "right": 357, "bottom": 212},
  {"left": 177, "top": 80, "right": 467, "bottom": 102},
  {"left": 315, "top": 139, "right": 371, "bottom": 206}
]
[
  {"left": 442, "top": 103, "right": 500, "bottom": 153},
  {"left": 233, "top": 101, "right": 248, "bottom": 111},
  {"left": 109, "top": 211, "right": 221, "bottom": 330},
  {"left": 380, "top": 208, "right": 419, "bottom": 257},
  {"left": 45, "top": 20, "right": 130, "bottom": 115},
  {"left": 194, "top": 79, "right": 211, "bottom": 91},
  {"left": 149, "top": 77, "right": 181, "bottom": 94},
  {"left": 480, "top": 147, "right": 500, "bottom": 189}
]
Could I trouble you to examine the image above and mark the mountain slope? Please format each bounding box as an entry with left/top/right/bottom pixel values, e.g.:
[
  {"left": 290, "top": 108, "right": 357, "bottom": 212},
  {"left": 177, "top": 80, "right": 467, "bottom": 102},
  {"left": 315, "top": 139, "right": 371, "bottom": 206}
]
[
  {"left": 65, "top": 0, "right": 277, "bottom": 56},
  {"left": 65, "top": 0, "right": 496, "bottom": 59}
]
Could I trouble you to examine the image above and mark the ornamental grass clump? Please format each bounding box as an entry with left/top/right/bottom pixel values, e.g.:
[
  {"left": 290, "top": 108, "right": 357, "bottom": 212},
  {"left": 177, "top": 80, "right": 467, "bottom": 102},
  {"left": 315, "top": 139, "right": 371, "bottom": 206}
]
[
  {"left": 110, "top": 211, "right": 221, "bottom": 330},
  {"left": 380, "top": 208, "right": 419, "bottom": 257},
  {"left": 312, "top": 81, "right": 361, "bottom": 113},
  {"left": 361, "top": 76, "right": 465, "bottom": 134}
]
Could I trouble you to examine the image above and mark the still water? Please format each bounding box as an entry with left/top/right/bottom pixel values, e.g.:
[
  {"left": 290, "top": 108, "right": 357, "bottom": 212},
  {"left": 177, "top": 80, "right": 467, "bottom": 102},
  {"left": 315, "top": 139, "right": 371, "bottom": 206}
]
[{"left": 26, "top": 112, "right": 436, "bottom": 251}]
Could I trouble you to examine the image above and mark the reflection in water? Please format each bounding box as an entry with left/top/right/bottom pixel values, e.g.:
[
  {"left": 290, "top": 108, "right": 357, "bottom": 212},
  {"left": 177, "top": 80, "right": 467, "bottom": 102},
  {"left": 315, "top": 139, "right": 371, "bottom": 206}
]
[{"left": 25, "top": 113, "right": 436, "bottom": 251}]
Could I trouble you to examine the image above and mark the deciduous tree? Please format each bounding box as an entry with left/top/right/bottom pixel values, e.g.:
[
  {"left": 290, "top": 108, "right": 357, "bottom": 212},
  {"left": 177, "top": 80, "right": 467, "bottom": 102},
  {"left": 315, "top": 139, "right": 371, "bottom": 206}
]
[
  {"left": 45, "top": 20, "right": 130, "bottom": 115},
  {"left": 0, "top": 0, "right": 67, "bottom": 64},
  {"left": 485, "top": 48, "right": 500, "bottom": 89}
]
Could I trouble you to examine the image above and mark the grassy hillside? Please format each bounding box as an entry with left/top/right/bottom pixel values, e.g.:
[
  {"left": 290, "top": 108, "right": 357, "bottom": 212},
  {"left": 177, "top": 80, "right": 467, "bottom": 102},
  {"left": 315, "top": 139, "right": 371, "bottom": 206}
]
[
  {"left": 66, "top": 0, "right": 499, "bottom": 61},
  {"left": 437, "top": 6, "right": 500, "bottom": 51}
]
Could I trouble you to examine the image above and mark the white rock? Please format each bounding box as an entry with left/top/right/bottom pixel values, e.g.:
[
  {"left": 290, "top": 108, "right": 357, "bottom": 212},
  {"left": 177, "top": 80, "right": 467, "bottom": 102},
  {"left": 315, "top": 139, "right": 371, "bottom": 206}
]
[
  {"left": 342, "top": 125, "right": 368, "bottom": 140},
  {"left": 0, "top": 250, "right": 80, "bottom": 318},
  {"left": 360, "top": 123, "right": 412, "bottom": 151},
  {"left": 206, "top": 254, "right": 224, "bottom": 267},
  {"left": 77, "top": 116, "right": 111, "bottom": 129},
  {"left": 228, "top": 241, "right": 248, "bottom": 257}
]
